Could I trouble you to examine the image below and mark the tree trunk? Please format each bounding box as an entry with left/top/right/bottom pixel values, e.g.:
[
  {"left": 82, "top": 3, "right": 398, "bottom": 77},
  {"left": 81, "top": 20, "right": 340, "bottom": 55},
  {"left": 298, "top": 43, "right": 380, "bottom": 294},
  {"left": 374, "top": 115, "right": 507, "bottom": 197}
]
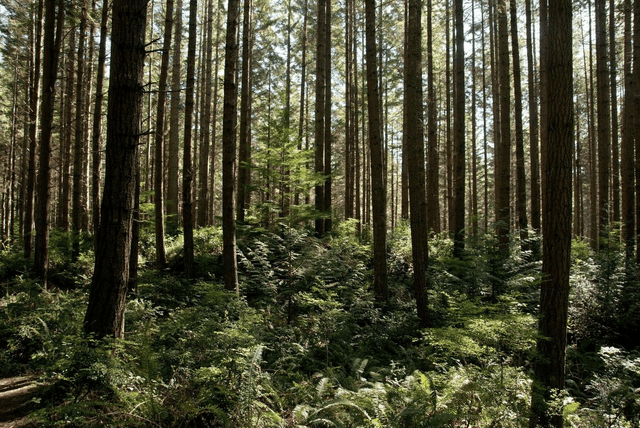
[
  {"left": 315, "top": 0, "right": 326, "bottom": 236},
  {"left": 91, "top": 0, "right": 109, "bottom": 241},
  {"left": 526, "top": 0, "right": 540, "bottom": 234},
  {"left": 24, "top": 0, "right": 43, "bottom": 259},
  {"left": 222, "top": 0, "right": 240, "bottom": 292},
  {"left": 237, "top": 0, "right": 253, "bottom": 223},
  {"left": 153, "top": 0, "right": 174, "bottom": 268},
  {"left": 622, "top": 0, "right": 635, "bottom": 259},
  {"left": 452, "top": 0, "right": 465, "bottom": 257},
  {"left": 426, "top": 0, "right": 439, "bottom": 234},
  {"left": 406, "top": 0, "right": 429, "bottom": 326},
  {"left": 182, "top": 0, "right": 197, "bottom": 278},
  {"left": 34, "top": 0, "right": 64, "bottom": 285},
  {"left": 167, "top": 0, "right": 182, "bottom": 232},
  {"left": 72, "top": 0, "right": 89, "bottom": 261},
  {"left": 365, "top": 0, "right": 388, "bottom": 302},
  {"left": 84, "top": 0, "right": 148, "bottom": 338},
  {"left": 596, "top": 0, "right": 611, "bottom": 250},
  {"left": 324, "top": 0, "right": 332, "bottom": 233},
  {"left": 529, "top": 0, "right": 573, "bottom": 425},
  {"left": 510, "top": 0, "right": 528, "bottom": 249},
  {"left": 496, "top": 0, "right": 510, "bottom": 253}
]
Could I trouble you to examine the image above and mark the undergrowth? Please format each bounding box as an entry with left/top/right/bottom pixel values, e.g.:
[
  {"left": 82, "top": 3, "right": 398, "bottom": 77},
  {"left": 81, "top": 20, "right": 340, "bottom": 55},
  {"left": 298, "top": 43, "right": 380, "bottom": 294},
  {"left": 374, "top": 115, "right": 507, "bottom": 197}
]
[{"left": 0, "top": 223, "right": 639, "bottom": 427}]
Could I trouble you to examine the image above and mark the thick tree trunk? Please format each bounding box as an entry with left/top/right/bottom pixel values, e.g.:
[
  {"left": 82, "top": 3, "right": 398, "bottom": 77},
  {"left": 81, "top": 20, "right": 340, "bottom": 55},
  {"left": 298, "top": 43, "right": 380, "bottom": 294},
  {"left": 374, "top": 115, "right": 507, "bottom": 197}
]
[
  {"left": 167, "top": 0, "right": 182, "bottom": 232},
  {"left": 526, "top": 0, "right": 540, "bottom": 234},
  {"left": 365, "top": 0, "right": 388, "bottom": 302},
  {"left": 406, "top": 0, "right": 429, "bottom": 326},
  {"left": 452, "top": 0, "right": 465, "bottom": 257},
  {"left": 24, "top": 0, "right": 43, "bottom": 259},
  {"left": 596, "top": 0, "right": 611, "bottom": 250},
  {"left": 84, "top": 0, "right": 147, "bottom": 338},
  {"left": 324, "top": 0, "right": 332, "bottom": 233},
  {"left": 91, "top": 0, "right": 109, "bottom": 241},
  {"left": 153, "top": 0, "right": 174, "bottom": 268},
  {"left": 182, "top": 0, "right": 198, "bottom": 278},
  {"left": 426, "top": 0, "right": 439, "bottom": 234},
  {"left": 314, "top": 0, "right": 326, "bottom": 236},
  {"left": 34, "top": 0, "right": 64, "bottom": 284},
  {"left": 198, "top": 0, "right": 214, "bottom": 227},
  {"left": 72, "top": 0, "right": 89, "bottom": 261},
  {"left": 622, "top": 0, "right": 635, "bottom": 259},
  {"left": 496, "top": 0, "right": 510, "bottom": 253},
  {"left": 237, "top": 0, "right": 253, "bottom": 223},
  {"left": 222, "top": 0, "right": 240, "bottom": 292},
  {"left": 511, "top": 0, "right": 528, "bottom": 249},
  {"left": 530, "top": 0, "right": 573, "bottom": 425}
]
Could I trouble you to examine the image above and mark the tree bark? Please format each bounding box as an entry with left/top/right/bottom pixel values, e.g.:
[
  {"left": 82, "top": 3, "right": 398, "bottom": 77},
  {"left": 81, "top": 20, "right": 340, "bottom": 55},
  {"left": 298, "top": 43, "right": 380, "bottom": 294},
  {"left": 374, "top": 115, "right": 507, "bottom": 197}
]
[
  {"left": 596, "top": 0, "right": 611, "bottom": 250},
  {"left": 167, "top": 0, "right": 183, "bottom": 232},
  {"left": 452, "top": 0, "right": 465, "bottom": 257},
  {"left": 84, "top": 0, "right": 147, "bottom": 338},
  {"left": 529, "top": 0, "right": 573, "bottom": 424},
  {"left": 153, "top": 0, "right": 174, "bottom": 268},
  {"left": 526, "top": 0, "right": 540, "bottom": 234},
  {"left": 237, "top": 0, "right": 253, "bottom": 223},
  {"left": 34, "top": 0, "right": 64, "bottom": 284},
  {"left": 406, "top": 0, "right": 429, "bottom": 326},
  {"left": 496, "top": 0, "right": 510, "bottom": 253},
  {"left": 24, "top": 0, "right": 43, "bottom": 259},
  {"left": 314, "top": 0, "right": 326, "bottom": 236},
  {"left": 222, "top": 0, "right": 240, "bottom": 292},
  {"left": 365, "top": 0, "right": 388, "bottom": 302}
]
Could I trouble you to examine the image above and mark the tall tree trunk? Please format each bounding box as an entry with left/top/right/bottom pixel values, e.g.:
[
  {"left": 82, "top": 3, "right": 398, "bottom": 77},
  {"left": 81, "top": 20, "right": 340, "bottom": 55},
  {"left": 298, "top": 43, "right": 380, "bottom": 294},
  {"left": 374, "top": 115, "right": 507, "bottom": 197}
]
[
  {"left": 596, "top": 0, "right": 611, "bottom": 250},
  {"left": 510, "top": 0, "right": 528, "bottom": 249},
  {"left": 167, "top": 0, "right": 183, "bottom": 232},
  {"left": 197, "top": 0, "right": 215, "bottom": 227},
  {"left": 526, "top": 0, "right": 540, "bottom": 235},
  {"left": 297, "top": 0, "right": 309, "bottom": 208},
  {"left": 315, "top": 0, "right": 326, "bottom": 236},
  {"left": 183, "top": 0, "right": 197, "bottom": 278},
  {"left": 72, "top": 0, "right": 89, "bottom": 261},
  {"left": 237, "top": 0, "right": 253, "bottom": 223},
  {"left": 611, "top": 0, "right": 620, "bottom": 225},
  {"left": 622, "top": 0, "right": 635, "bottom": 260},
  {"left": 496, "top": 0, "right": 510, "bottom": 253},
  {"left": 365, "top": 0, "right": 388, "bottom": 302},
  {"left": 452, "top": 0, "right": 465, "bottom": 257},
  {"left": 84, "top": 0, "right": 148, "bottom": 338},
  {"left": 24, "top": 0, "right": 43, "bottom": 259},
  {"left": 634, "top": 0, "right": 640, "bottom": 265},
  {"left": 324, "top": 0, "right": 332, "bottom": 233},
  {"left": 34, "top": 0, "right": 64, "bottom": 284},
  {"left": 91, "top": 0, "right": 109, "bottom": 241},
  {"left": 530, "top": 0, "right": 573, "bottom": 425},
  {"left": 222, "top": 0, "right": 240, "bottom": 292},
  {"left": 426, "top": 0, "right": 439, "bottom": 234},
  {"left": 61, "top": 29, "right": 76, "bottom": 233},
  {"left": 153, "top": 0, "right": 174, "bottom": 268},
  {"left": 406, "top": 0, "right": 429, "bottom": 326},
  {"left": 470, "top": 0, "right": 478, "bottom": 237}
]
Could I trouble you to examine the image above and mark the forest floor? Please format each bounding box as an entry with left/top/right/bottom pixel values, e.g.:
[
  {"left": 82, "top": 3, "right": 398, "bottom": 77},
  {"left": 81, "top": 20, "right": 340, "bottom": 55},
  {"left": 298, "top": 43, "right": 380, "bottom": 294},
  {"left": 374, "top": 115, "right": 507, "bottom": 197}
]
[{"left": 0, "top": 377, "right": 38, "bottom": 428}]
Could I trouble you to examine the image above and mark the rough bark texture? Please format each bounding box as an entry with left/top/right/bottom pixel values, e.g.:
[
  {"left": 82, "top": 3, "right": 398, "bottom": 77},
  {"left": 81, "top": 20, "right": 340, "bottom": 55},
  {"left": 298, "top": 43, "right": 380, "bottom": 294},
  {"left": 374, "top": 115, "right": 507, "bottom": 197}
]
[
  {"left": 365, "top": 0, "right": 388, "bottom": 302},
  {"left": 526, "top": 0, "right": 540, "bottom": 234},
  {"left": 406, "top": 0, "right": 429, "bottom": 327},
  {"left": 496, "top": 0, "right": 510, "bottom": 253},
  {"left": 237, "top": 0, "right": 253, "bottom": 223},
  {"left": 153, "top": 0, "right": 174, "bottom": 268},
  {"left": 84, "top": 0, "right": 147, "bottom": 338},
  {"left": 72, "top": 0, "right": 89, "bottom": 261},
  {"left": 91, "top": 0, "right": 109, "bottom": 242},
  {"left": 452, "top": 0, "right": 465, "bottom": 257},
  {"left": 426, "top": 0, "right": 438, "bottom": 234},
  {"left": 222, "top": 0, "right": 240, "bottom": 292},
  {"left": 198, "top": 0, "right": 214, "bottom": 227},
  {"left": 23, "top": 0, "right": 43, "bottom": 259},
  {"left": 622, "top": 0, "right": 635, "bottom": 258},
  {"left": 596, "top": 0, "right": 611, "bottom": 250},
  {"left": 167, "top": 0, "right": 182, "bottom": 231},
  {"left": 529, "top": 0, "right": 573, "bottom": 425},
  {"left": 34, "top": 0, "right": 64, "bottom": 284},
  {"left": 314, "top": 0, "right": 326, "bottom": 236},
  {"left": 510, "top": 0, "right": 528, "bottom": 248}
]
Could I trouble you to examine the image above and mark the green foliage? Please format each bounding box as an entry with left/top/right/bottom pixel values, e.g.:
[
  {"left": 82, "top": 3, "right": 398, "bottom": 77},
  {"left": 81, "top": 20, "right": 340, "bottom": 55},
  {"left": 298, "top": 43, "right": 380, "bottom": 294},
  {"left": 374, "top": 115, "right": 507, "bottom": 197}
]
[{"left": 1, "top": 223, "right": 639, "bottom": 427}]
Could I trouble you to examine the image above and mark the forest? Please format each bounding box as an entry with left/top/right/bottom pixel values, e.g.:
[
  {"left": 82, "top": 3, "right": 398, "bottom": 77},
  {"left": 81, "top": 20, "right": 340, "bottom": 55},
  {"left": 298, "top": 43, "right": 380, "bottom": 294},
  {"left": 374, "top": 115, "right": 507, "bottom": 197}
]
[{"left": 0, "top": 0, "right": 639, "bottom": 426}]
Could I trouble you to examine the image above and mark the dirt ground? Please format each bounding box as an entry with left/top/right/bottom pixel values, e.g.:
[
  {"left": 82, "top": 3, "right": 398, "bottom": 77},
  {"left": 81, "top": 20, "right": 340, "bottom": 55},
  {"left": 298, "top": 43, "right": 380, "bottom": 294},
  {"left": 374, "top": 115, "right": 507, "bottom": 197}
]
[{"left": 0, "top": 377, "right": 38, "bottom": 428}]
